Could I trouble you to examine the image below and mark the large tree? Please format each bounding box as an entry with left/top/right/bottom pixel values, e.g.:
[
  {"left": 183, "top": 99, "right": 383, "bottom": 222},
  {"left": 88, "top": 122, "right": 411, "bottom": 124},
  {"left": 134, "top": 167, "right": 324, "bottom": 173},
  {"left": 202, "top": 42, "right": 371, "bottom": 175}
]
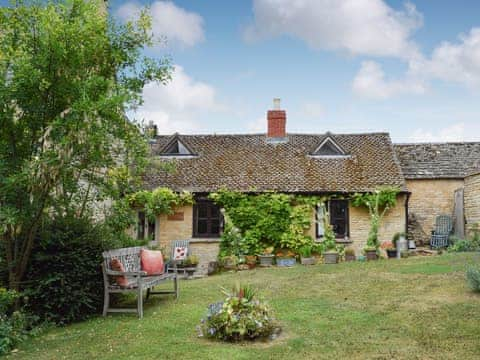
[{"left": 0, "top": 0, "right": 171, "bottom": 290}]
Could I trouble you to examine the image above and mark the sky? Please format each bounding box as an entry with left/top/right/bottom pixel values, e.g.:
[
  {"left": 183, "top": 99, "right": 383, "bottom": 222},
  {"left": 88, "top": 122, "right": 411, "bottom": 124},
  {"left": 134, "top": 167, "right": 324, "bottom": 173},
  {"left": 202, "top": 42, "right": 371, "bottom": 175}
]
[{"left": 22, "top": 1, "right": 480, "bottom": 142}]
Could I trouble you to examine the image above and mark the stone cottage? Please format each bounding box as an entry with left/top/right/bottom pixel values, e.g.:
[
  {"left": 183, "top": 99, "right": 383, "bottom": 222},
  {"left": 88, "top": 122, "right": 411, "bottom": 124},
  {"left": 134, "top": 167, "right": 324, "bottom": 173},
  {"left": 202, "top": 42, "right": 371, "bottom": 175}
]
[
  {"left": 141, "top": 100, "right": 410, "bottom": 273},
  {"left": 394, "top": 143, "right": 480, "bottom": 244},
  {"left": 138, "top": 100, "right": 480, "bottom": 273}
]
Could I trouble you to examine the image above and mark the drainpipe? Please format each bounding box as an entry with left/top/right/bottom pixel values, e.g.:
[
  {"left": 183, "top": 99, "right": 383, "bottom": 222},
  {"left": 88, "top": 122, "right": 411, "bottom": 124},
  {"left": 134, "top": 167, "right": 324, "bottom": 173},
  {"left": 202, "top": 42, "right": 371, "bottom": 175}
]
[{"left": 405, "top": 192, "right": 411, "bottom": 237}]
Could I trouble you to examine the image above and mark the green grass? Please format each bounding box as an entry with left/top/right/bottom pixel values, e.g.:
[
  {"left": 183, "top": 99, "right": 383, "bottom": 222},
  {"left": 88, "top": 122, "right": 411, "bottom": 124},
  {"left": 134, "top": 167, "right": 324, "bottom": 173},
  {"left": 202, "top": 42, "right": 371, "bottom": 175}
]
[{"left": 8, "top": 253, "right": 480, "bottom": 359}]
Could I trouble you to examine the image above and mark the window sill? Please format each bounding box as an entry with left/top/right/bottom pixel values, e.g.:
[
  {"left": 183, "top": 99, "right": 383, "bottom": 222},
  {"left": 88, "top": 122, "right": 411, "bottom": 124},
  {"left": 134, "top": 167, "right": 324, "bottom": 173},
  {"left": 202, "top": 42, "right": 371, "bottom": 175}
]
[
  {"left": 315, "top": 238, "right": 352, "bottom": 244},
  {"left": 190, "top": 238, "right": 221, "bottom": 244}
]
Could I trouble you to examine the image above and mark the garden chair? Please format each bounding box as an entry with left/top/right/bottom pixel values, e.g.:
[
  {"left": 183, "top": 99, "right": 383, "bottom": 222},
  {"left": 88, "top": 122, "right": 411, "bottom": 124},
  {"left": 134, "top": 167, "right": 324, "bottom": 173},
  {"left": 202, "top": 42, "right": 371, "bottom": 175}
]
[
  {"left": 430, "top": 215, "right": 453, "bottom": 249},
  {"left": 102, "top": 246, "right": 178, "bottom": 318},
  {"left": 167, "top": 240, "right": 192, "bottom": 276}
]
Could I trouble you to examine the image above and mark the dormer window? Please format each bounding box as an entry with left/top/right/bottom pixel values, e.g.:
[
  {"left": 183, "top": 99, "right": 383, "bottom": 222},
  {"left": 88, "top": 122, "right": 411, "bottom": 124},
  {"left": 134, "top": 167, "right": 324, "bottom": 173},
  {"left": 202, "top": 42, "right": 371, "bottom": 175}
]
[
  {"left": 158, "top": 135, "right": 197, "bottom": 158},
  {"left": 310, "top": 135, "right": 349, "bottom": 158}
]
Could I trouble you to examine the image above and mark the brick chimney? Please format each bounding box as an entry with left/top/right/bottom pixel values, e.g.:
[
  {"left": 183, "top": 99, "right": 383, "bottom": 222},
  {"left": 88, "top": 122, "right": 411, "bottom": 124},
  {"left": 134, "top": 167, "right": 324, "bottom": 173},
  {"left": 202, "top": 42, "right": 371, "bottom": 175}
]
[{"left": 267, "top": 98, "right": 287, "bottom": 139}]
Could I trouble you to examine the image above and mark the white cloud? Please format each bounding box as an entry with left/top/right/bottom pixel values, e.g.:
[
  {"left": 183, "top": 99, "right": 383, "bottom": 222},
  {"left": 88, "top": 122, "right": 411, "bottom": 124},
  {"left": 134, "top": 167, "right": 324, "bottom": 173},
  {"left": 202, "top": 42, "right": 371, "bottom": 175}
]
[
  {"left": 244, "top": 0, "right": 422, "bottom": 59},
  {"left": 353, "top": 27, "right": 480, "bottom": 99},
  {"left": 426, "top": 28, "right": 480, "bottom": 87},
  {"left": 117, "top": 1, "right": 204, "bottom": 48},
  {"left": 409, "top": 123, "right": 466, "bottom": 142},
  {"left": 135, "top": 65, "right": 221, "bottom": 134},
  {"left": 352, "top": 61, "right": 426, "bottom": 99}
]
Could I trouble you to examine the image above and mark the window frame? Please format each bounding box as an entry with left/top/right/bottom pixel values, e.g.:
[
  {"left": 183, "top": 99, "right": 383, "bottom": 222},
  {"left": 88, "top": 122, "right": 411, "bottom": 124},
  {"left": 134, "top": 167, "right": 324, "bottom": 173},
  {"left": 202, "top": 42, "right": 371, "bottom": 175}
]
[
  {"left": 316, "top": 199, "right": 350, "bottom": 239},
  {"left": 193, "top": 199, "right": 223, "bottom": 238}
]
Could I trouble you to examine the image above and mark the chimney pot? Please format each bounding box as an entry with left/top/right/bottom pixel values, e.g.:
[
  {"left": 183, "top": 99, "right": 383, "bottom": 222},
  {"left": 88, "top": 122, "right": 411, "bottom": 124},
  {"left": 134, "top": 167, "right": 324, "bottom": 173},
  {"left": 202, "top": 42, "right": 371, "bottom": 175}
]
[{"left": 273, "top": 98, "right": 281, "bottom": 110}]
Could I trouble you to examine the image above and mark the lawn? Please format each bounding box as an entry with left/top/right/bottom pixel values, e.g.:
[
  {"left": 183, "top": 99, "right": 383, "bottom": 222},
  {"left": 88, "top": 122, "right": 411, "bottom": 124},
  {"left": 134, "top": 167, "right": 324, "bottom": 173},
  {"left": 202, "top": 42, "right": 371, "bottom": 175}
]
[{"left": 9, "top": 253, "right": 480, "bottom": 360}]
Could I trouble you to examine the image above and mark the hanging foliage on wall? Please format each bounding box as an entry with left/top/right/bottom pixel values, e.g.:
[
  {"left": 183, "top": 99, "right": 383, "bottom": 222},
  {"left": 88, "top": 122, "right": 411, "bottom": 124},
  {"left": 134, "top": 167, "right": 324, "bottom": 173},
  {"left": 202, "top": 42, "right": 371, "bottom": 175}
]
[
  {"left": 351, "top": 186, "right": 400, "bottom": 250},
  {"left": 210, "top": 190, "right": 327, "bottom": 257}
]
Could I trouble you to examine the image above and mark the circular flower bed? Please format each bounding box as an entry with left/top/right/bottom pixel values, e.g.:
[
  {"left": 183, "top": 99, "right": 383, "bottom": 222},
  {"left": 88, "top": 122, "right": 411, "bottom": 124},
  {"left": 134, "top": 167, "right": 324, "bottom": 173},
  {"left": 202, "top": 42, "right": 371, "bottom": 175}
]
[{"left": 198, "top": 284, "right": 280, "bottom": 342}]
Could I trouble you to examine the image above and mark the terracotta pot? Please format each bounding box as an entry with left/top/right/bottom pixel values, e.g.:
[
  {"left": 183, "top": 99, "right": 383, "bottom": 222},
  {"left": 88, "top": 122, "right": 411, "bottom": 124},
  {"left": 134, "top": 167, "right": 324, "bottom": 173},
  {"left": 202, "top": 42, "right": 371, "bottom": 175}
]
[
  {"left": 245, "top": 255, "right": 257, "bottom": 269},
  {"left": 365, "top": 249, "right": 378, "bottom": 261},
  {"left": 324, "top": 252, "right": 339, "bottom": 264}
]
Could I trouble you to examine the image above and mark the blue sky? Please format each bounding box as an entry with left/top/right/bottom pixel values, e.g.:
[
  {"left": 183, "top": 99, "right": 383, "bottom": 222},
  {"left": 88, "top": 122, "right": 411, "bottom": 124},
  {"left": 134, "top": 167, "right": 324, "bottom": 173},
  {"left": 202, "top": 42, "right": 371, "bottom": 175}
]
[{"left": 21, "top": 0, "right": 480, "bottom": 142}]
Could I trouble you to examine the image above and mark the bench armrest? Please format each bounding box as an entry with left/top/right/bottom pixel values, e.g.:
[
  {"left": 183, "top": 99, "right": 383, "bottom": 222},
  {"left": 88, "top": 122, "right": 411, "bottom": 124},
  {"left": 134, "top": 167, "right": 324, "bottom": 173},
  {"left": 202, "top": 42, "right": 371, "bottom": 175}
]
[{"left": 106, "top": 270, "right": 147, "bottom": 277}]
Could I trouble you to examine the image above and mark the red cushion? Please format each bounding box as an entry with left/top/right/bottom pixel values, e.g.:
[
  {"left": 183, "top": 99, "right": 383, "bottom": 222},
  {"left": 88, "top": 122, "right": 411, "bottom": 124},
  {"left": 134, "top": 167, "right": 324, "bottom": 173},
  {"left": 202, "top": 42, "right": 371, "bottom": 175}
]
[
  {"left": 140, "top": 249, "right": 164, "bottom": 275},
  {"left": 110, "top": 258, "right": 128, "bottom": 287}
]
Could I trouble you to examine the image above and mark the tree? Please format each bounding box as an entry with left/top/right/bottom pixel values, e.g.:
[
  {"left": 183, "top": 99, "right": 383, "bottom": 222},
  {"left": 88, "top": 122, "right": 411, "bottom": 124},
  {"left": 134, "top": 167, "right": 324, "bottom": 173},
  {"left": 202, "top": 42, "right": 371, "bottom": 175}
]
[
  {"left": 0, "top": 0, "right": 171, "bottom": 291},
  {"left": 351, "top": 187, "right": 400, "bottom": 250}
]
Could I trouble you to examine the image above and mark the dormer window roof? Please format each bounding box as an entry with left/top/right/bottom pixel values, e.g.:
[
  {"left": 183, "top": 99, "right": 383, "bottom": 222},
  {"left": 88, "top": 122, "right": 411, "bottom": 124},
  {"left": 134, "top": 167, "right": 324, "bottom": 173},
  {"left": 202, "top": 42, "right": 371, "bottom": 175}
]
[
  {"left": 159, "top": 134, "right": 196, "bottom": 157},
  {"left": 310, "top": 134, "right": 349, "bottom": 158}
]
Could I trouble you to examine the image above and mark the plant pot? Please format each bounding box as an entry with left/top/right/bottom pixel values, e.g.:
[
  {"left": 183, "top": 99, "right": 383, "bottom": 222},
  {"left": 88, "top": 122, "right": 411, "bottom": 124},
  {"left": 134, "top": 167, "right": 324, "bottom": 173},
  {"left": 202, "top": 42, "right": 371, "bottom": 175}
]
[
  {"left": 386, "top": 249, "right": 397, "bottom": 258},
  {"left": 245, "top": 255, "right": 257, "bottom": 269},
  {"left": 365, "top": 249, "right": 378, "bottom": 261},
  {"left": 207, "top": 261, "right": 219, "bottom": 275},
  {"left": 237, "top": 264, "right": 250, "bottom": 271},
  {"left": 276, "top": 257, "right": 296, "bottom": 267},
  {"left": 300, "top": 256, "right": 316, "bottom": 265},
  {"left": 345, "top": 254, "right": 356, "bottom": 262},
  {"left": 258, "top": 254, "right": 275, "bottom": 267},
  {"left": 222, "top": 257, "right": 237, "bottom": 270},
  {"left": 324, "top": 252, "right": 339, "bottom": 264}
]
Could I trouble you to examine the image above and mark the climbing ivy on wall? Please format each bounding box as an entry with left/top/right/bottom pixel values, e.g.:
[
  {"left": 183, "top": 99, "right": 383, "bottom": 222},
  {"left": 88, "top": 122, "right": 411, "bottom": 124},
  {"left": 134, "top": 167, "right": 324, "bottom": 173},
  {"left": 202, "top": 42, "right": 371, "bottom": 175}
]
[{"left": 210, "top": 190, "right": 327, "bottom": 256}]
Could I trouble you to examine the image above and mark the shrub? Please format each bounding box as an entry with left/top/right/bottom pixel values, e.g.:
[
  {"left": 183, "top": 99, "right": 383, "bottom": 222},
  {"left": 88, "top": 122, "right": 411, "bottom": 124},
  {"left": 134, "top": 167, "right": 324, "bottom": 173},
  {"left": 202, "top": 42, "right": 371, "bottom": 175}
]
[
  {"left": 448, "top": 239, "right": 477, "bottom": 252},
  {"left": 23, "top": 216, "right": 124, "bottom": 324},
  {"left": 466, "top": 266, "right": 480, "bottom": 292},
  {"left": 199, "top": 284, "right": 279, "bottom": 342},
  {"left": 0, "top": 289, "right": 30, "bottom": 355}
]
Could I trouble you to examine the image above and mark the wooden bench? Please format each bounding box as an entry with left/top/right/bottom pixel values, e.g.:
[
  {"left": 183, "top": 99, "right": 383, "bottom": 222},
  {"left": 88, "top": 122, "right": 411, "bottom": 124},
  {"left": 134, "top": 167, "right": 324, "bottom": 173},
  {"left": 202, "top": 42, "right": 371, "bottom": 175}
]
[{"left": 102, "top": 246, "right": 178, "bottom": 318}]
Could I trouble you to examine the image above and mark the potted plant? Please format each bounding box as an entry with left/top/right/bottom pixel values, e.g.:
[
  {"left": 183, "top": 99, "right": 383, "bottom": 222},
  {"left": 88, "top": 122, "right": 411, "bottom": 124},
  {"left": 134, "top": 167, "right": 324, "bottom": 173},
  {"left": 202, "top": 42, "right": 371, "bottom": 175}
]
[
  {"left": 364, "top": 246, "right": 378, "bottom": 261},
  {"left": 258, "top": 247, "right": 275, "bottom": 267},
  {"left": 237, "top": 256, "right": 250, "bottom": 271},
  {"left": 344, "top": 247, "right": 356, "bottom": 262},
  {"left": 276, "top": 249, "right": 297, "bottom": 267},
  {"left": 299, "top": 245, "right": 316, "bottom": 265},
  {"left": 322, "top": 211, "right": 339, "bottom": 264},
  {"left": 245, "top": 255, "right": 257, "bottom": 269},
  {"left": 185, "top": 255, "right": 199, "bottom": 267},
  {"left": 382, "top": 241, "right": 397, "bottom": 258},
  {"left": 221, "top": 255, "right": 238, "bottom": 270}
]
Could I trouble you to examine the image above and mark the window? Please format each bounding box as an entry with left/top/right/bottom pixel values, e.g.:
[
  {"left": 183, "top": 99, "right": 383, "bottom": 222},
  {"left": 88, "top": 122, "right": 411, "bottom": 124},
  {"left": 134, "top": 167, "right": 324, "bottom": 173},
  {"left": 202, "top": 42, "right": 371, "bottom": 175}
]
[
  {"left": 160, "top": 137, "right": 194, "bottom": 156},
  {"left": 316, "top": 200, "right": 349, "bottom": 239},
  {"left": 311, "top": 136, "right": 348, "bottom": 157},
  {"left": 193, "top": 199, "right": 222, "bottom": 238},
  {"left": 137, "top": 211, "right": 156, "bottom": 242}
]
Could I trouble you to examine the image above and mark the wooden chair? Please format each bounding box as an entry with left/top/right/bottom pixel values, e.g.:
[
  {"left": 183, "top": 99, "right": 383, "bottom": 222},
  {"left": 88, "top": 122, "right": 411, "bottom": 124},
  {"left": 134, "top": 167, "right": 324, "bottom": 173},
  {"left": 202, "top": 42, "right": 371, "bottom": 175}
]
[
  {"left": 102, "top": 246, "right": 178, "bottom": 318},
  {"left": 430, "top": 215, "right": 453, "bottom": 249}
]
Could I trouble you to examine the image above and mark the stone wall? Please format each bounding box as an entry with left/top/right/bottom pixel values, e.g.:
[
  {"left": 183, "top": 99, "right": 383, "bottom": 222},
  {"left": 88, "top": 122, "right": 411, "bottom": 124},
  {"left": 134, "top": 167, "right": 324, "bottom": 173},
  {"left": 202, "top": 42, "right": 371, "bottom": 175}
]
[
  {"left": 157, "top": 205, "right": 219, "bottom": 275},
  {"left": 348, "top": 194, "right": 407, "bottom": 254},
  {"left": 155, "top": 195, "right": 407, "bottom": 269},
  {"left": 405, "top": 179, "right": 464, "bottom": 244},
  {"left": 465, "top": 173, "right": 480, "bottom": 234}
]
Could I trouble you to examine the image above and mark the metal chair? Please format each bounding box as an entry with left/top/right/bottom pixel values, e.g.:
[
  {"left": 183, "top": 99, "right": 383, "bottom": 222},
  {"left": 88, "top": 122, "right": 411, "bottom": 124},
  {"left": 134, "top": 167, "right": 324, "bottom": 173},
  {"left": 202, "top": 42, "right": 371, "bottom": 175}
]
[{"left": 430, "top": 215, "right": 453, "bottom": 248}]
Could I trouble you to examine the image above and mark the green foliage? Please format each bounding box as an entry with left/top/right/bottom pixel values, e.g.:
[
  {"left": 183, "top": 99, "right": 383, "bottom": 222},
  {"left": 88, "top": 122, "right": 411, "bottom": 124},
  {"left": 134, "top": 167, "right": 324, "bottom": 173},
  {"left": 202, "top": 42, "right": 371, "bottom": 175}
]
[
  {"left": 466, "top": 266, "right": 480, "bottom": 292},
  {"left": 199, "top": 284, "right": 278, "bottom": 341},
  {"left": 352, "top": 187, "right": 400, "bottom": 249},
  {"left": 321, "top": 205, "right": 338, "bottom": 252},
  {"left": 392, "top": 232, "right": 405, "bottom": 247},
  {"left": 211, "top": 190, "right": 320, "bottom": 256},
  {"left": 127, "top": 188, "right": 193, "bottom": 221},
  {"left": 0, "top": 0, "right": 171, "bottom": 289},
  {"left": 448, "top": 225, "right": 480, "bottom": 253},
  {"left": 23, "top": 216, "right": 123, "bottom": 324},
  {"left": 298, "top": 245, "right": 313, "bottom": 258},
  {"left": 0, "top": 289, "right": 30, "bottom": 355}
]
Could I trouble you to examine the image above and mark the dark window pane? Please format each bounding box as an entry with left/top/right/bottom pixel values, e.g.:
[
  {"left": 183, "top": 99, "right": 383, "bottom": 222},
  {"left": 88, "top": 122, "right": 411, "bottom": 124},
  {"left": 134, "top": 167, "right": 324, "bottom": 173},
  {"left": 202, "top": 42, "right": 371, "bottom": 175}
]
[
  {"left": 137, "top": 212, "right": 145, "bottom": 240},
  {"left": 197, "top": 220, "right": 208, "bottom": 234},
  {"left": 211, "top": 219, "right": 220, "bottom": 234},
  {"left": 148, "top": 220, "right": 155, "bottom": 241},
  {"left": 210, "top": 206, "right": 219, "bottom": 217},
  {"left": 198, "top": 205, "right": 208, "bottom": 218}
]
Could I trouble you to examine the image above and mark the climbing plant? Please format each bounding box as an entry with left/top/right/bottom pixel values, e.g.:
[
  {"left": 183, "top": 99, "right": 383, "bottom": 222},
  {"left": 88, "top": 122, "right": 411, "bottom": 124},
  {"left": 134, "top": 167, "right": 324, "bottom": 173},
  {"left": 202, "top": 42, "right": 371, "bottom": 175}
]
[
  {"left": 351, "top": 186, "right": 400, "bottom": 250},
  {"left": 210, "top": 190, "right": 327, "bottom": 256}
]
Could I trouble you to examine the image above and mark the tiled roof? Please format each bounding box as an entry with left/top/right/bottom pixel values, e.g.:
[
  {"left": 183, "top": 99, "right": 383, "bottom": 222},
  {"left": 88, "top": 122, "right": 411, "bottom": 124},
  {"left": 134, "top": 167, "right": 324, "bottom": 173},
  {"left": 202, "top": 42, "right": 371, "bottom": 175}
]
[
  {"left": 144, "top": 133, "right": 406, "bottom": 193},
  {"left": 394, "top": 143, "right": 480, "bottom": 179}
]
